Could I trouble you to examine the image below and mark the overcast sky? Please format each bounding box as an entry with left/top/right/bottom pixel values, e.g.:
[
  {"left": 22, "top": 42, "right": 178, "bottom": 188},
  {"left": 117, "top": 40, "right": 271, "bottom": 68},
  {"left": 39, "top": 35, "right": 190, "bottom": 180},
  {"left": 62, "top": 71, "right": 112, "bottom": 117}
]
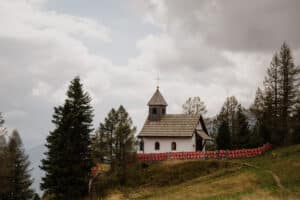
[{"left": 1, "top": 0, "right": 300, "bottom": 149}]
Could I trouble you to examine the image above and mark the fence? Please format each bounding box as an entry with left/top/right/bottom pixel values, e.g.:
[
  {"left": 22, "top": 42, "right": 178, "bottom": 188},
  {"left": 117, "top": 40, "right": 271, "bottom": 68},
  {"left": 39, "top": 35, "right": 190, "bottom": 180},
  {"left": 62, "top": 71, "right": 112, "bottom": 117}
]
[{"left": 137, "top": 143, "right": 272, "bottom": 162}]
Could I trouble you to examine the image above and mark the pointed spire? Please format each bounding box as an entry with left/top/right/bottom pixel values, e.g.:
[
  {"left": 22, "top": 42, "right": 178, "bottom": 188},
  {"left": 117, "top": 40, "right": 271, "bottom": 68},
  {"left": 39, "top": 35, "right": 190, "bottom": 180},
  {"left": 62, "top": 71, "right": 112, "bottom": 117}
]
[{"left": 148, "top": 87, "right": 168, "bottom": 106}]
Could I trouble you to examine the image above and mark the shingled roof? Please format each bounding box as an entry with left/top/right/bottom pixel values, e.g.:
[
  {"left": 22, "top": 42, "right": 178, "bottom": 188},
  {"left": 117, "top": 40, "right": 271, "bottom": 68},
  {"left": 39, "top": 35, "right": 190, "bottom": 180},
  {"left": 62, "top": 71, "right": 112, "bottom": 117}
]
[
  {"left": 147, "top": 87, "right": 168, "bottom": 106},
  {"left": 139, "top": 114, "right": 200, "bottom": 137}
]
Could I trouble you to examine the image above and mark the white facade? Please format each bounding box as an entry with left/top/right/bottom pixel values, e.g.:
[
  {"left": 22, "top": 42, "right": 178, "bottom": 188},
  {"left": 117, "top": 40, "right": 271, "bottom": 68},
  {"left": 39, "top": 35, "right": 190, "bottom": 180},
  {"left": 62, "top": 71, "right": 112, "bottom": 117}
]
[{"left": 139, "top": 134, "right": 196, "bottom": 153}]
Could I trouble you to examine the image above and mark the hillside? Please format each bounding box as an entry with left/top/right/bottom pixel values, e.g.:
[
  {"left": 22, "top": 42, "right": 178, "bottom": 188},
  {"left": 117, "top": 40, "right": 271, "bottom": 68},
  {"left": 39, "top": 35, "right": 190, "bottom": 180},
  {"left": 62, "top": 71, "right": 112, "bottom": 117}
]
[{"left": 103, "top": 145, "right": 300, "bottom": 200}]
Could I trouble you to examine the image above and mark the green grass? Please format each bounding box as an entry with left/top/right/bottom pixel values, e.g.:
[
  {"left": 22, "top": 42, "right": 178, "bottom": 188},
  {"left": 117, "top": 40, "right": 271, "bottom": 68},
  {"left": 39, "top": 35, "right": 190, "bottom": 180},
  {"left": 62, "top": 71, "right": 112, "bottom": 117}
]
[{"left": 102, "top": 145, "right": 300, "bottom": 200}]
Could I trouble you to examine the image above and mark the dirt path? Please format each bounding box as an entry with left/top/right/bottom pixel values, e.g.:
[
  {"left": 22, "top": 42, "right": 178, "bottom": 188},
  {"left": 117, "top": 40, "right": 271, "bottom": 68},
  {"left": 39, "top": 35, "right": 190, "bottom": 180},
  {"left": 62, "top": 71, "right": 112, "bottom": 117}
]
[
  {"left": 239, "top": 162, "right": 286, "bottom": 190},
  {"left": 266, "top": 170, "right": 285, "bottom": 190}
]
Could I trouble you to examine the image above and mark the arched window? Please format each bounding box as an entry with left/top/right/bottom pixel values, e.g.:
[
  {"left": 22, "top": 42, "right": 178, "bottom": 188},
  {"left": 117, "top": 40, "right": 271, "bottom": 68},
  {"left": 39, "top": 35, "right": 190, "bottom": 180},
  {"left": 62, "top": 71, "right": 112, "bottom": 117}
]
[
  {"left": 155, "top": 141, "right": 160, "bottom": 150},
  {"left": 171, "top": 142, "right": 176, "bottom": 151},
  {"left": 139, "top": 140, "right": 144, "bottom": 151}
]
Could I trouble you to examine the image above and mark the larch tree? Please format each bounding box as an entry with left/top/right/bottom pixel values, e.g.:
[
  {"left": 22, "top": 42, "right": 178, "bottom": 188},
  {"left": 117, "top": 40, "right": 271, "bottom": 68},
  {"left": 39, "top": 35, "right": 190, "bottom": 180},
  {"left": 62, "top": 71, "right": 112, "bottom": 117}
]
[
  {"left": 250, "top": 87, "right": 265, "bottom": 120},
  {"left": 92, "top": 108, "right": 119, "bottom": 171},
  {"left": 278, "top": 43, "right": 300, "bottom": 144},
  {"left": 235, "top": 105, "right": 250, "bottom": 148},
  {"left": 40, "top": 76, "right": 94, "bottom": 200},
  {"left": 6, "top": 130, "right": 34, "bottom": 200},
  {"left": 261, "top": 54, "right": 281, "bottom": 144},
  {"left": 182, "top": 97, "right": 207, "bottom": 116},
  {"left": 250, "top": 88, "right": 270, "bottom": 143},
  {"left": 217, "top": 96, "right": 239, "bottom": 141},
  {"left": 91, "top": 126, "right": 108, "bottom": 163},
  {"left": 94, "top": 105, "right": 136, "bottom": 184},
  {"left": 114, "top": 105, "right": 136, "bottom": 184}
]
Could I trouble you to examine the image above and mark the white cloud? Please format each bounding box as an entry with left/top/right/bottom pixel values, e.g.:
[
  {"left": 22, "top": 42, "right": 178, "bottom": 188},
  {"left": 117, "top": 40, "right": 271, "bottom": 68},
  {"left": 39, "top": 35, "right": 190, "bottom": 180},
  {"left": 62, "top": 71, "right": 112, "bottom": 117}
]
[
  {"left": 128, "top": 0, "right": 300, "bottom": 116},
  {"left": 1, "top": 0, "right": 300, "bottom": 149},
  {"left": 0, "top": 0, "right": 111, "bottom": 43}
]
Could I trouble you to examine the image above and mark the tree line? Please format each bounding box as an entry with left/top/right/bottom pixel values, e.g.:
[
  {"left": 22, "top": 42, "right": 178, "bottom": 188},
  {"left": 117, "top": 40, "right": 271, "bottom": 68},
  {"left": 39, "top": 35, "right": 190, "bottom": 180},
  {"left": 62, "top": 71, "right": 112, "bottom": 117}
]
[
  {"left": 182, "top": 43, "right": 300, "bottom": 150},
  {"left": 1, "top": 77, "right": 136, "bottom": 200},
  {"left": 39, "top": 77, "right": 136, "bottom": 200},
  {"left": 216, "top": 43, "right": 300, "bottom": 149}
]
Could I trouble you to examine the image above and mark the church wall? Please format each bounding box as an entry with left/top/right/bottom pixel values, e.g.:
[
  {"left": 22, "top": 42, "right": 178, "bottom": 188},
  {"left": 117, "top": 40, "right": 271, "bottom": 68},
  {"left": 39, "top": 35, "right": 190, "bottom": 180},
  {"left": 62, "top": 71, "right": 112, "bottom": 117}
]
[{"left": 140, "top": 136, "right": 196, "bottom": 153}]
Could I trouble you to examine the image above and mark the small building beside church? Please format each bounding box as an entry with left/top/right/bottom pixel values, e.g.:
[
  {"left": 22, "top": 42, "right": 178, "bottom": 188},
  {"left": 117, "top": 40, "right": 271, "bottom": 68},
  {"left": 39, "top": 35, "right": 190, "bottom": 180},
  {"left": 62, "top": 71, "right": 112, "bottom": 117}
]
[{"left": 138, "top": 87, "right": 212, "bottom": 153}]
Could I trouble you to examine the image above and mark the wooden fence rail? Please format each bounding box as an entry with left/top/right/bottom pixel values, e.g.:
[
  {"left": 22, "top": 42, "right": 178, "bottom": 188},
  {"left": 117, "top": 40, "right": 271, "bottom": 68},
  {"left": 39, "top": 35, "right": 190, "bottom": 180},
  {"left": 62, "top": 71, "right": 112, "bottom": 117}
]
[{"left": 137, "top": 143, "right": 272, "bottom": 162}]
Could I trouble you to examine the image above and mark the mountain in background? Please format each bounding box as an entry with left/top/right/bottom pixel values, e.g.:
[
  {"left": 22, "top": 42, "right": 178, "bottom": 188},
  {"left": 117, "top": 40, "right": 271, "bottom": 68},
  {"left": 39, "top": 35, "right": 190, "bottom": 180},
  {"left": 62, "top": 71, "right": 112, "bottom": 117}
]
[{"left": 28, "top": 144, "right": 46, "bottom": 196}]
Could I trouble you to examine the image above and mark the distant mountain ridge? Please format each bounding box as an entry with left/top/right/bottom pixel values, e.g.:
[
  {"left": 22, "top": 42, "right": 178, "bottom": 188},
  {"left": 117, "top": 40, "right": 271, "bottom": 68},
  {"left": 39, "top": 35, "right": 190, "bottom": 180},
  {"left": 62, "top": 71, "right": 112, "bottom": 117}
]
[{"left": 28, "top": 144, "right": 46, "bottom": 196}]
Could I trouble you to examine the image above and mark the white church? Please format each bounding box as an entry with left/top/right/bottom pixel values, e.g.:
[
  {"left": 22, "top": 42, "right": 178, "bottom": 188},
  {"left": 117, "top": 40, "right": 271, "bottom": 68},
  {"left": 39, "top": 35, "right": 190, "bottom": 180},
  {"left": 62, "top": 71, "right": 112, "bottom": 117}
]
[{"left": 138, "top": 87, "right": 212, "bottom": 153}]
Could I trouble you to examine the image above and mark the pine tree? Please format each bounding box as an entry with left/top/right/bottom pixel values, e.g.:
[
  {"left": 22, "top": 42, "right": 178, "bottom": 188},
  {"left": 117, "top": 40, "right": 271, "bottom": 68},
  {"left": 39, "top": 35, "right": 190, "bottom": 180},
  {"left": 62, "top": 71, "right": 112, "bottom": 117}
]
[
  {"left": 92, "top": 108, "right": 120, "bottom": 171},
  {"left": 216, "top": 121, "right": 231, "bottom": 150},
  {"left": 0, "top": 136, "right": 9, "bottom": 199},
  {"left": 235, "top": 105, "right": 250, "bottom": 148},
  {"left": 182, "top": 97, "right": 207, "bottom": 116},
  {"left": 263, "top": 54, "right": 281, "bottom": 143},
  {"left": 113, "top": 106, "right": 136, "bottom": 184},
  {"left": 40, "top": 76, "right": 94, "bottom": 200},
  {"left": 0, "top": 113, "right": 9, "bottom": 199},
  {"left": 91, "top": 127, "right": 107, "bottom": 163},
  {"left": 99, "top": 108, "right": 118, "bottom": 163},
  {"left": 94, "top": 106, "right": 137, "bottom": 184},
  {"left": 264, "top": 54, "right": 281, "bottom": 121},
  {"left": 250, "top": 87, "right": 265, "bottom": 120},
  {"left": 7, "top": 130, "right": 34, "bottom": 200},
  {"left": 249, "top": 121, "right": 264, "bottom": 148},
  {"left": 278, "top": 43, "right": 300, "bottom": 144},
  {"left": 217, "top": 96, "right": 239, "bottom": 143}
]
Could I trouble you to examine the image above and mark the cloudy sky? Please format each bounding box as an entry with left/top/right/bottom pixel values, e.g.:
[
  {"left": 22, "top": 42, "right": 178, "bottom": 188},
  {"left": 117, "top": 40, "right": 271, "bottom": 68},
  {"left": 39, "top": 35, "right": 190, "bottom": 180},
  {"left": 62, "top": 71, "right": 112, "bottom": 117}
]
[{"left": 1, "top": 0, "right": 300, "bottom": 149}]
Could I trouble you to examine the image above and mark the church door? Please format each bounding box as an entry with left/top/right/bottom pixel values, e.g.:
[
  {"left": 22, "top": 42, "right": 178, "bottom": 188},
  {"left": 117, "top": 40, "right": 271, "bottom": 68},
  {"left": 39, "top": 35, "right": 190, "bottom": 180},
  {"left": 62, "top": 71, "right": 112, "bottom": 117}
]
[{"left": 195, "top": 133, "right": 203, "bottom": 151}]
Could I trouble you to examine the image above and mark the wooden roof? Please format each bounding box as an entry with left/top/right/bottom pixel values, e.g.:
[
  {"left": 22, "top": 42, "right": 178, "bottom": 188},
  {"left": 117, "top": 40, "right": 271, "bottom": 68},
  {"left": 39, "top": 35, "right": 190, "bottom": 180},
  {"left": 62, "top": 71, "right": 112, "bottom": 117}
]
[
  {"left": 138, "top": 114, "right": 200, "bottom": 137},
  {"left": 147, "top": 87, "right": 168, "bottom": 106}
]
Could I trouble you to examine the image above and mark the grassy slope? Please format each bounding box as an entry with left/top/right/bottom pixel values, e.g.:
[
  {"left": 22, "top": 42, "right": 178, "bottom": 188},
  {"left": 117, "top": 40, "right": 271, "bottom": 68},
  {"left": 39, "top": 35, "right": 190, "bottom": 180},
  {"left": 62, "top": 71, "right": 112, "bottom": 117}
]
[{"left": 105, "top": 145, "right": 300, "bottom": 200}]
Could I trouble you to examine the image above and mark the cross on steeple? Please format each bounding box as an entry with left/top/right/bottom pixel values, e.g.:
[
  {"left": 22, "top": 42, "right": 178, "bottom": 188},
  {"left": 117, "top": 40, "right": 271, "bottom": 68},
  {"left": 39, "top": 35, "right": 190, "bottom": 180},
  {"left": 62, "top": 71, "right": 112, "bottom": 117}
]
[{"left": 155, "top": 74, "right": 160, "bottom": 89}]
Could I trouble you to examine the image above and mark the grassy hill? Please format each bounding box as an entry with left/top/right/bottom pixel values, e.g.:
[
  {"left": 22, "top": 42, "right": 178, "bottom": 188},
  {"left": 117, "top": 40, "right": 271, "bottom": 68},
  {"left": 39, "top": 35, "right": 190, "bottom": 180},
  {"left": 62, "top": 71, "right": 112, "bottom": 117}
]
[{"left": 103, "top": 145, "right": 300, "bottom": 200}]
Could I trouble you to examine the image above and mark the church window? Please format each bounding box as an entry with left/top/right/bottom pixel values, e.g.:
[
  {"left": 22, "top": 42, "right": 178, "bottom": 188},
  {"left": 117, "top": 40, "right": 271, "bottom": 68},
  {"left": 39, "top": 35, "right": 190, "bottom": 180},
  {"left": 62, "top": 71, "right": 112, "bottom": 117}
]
[
  {"left": 152, "top": 108, "right": 157, "bottom": 114},
  {"left": 139, "top": 140, "right": 144, "bottom": 151},
  {"left": 171, "top": 142, "right": 176, "bottom": 151},
  {"left": 155, "top": 142, "right": 160, "bottom": 150}
]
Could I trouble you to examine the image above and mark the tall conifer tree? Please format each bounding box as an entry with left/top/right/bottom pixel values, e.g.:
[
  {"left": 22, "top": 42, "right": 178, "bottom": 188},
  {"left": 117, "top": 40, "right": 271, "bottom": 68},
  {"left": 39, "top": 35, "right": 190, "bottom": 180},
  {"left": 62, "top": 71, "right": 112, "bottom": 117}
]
[
  {"left": 114, "top": 105, "right": 136, "bottom": 184},
  {"left": 217, "top": 96, "right": 239, "bottom": 146},
  {"left": 7, "top": 130, "right": 34, "bottom": 200},
  {"left": 40, "top": 77, "right": 94, "bottom": 199},
  {"left": 278, "top": 43, "right": 300, "bottom": 144},
  {"left": 216, "top": 121, "right": 231, "bottom": 150},
  {"left": 250, "top": 88, "right": 270, "bottom": 143},
  {"left": 0, "top": 113, "right": 9, "bottom": 199}
]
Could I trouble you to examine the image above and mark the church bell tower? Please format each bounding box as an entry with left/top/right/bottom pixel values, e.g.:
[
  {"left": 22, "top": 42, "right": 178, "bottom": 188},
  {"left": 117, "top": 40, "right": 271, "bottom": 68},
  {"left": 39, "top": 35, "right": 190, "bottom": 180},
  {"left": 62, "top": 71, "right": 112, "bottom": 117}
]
[{"left": 147, "top": 87, "right": 168, "bottom": 121}]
